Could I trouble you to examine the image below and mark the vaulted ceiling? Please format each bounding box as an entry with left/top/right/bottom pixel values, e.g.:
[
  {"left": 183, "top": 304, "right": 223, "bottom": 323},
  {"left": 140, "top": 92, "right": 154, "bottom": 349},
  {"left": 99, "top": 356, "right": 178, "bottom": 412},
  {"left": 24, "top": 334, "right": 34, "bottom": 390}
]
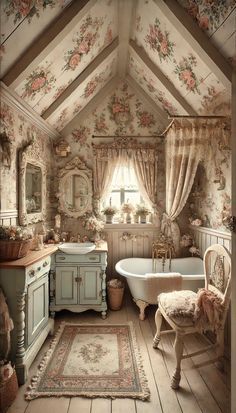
[{"left": 1, "top": 0, "right": 235, "bottom": 135}]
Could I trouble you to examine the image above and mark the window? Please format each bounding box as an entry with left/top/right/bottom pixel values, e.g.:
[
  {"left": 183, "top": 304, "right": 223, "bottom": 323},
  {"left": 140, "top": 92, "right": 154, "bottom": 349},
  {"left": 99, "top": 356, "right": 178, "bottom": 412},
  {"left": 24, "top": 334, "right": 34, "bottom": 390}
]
[{"left": 103, "top": 165, "right": 143, "bottom": 208}]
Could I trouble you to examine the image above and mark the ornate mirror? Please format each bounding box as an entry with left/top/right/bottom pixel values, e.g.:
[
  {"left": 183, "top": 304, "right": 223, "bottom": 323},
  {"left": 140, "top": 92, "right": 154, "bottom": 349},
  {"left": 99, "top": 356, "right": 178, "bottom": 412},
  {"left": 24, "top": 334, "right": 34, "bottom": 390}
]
[
  {"left": 57, "top": 156, "right": 92, "bottom": 218},
  {"left": 19, "top": 140, "right": 46, "bottom": 225}
]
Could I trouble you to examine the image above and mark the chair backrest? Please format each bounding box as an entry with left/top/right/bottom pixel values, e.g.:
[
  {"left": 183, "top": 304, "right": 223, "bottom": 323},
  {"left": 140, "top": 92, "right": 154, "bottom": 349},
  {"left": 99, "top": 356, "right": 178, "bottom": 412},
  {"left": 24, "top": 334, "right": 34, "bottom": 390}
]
[{"left": 203, "top": 244, "right": 231, "bottom": 325}]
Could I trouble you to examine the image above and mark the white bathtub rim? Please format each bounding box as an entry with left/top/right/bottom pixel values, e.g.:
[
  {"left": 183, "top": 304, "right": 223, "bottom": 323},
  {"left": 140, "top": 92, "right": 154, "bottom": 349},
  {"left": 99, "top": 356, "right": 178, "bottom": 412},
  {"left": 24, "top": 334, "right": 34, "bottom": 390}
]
[{"left": 115, "top": 258, "right": 205, "bottom": 281}]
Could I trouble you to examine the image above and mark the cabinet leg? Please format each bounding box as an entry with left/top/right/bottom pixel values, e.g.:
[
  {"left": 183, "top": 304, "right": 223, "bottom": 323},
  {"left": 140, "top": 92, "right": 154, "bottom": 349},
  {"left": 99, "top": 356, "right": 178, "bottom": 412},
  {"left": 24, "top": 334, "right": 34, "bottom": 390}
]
[{"left": 101, "top": 311, "right": 107, "bottom": 319}]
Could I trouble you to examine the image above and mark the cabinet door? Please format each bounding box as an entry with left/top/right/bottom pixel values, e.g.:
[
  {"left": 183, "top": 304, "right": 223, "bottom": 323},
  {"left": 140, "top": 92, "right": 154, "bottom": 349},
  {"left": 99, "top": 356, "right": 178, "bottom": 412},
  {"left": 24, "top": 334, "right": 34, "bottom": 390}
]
[
  {"left": 79, "top": 266, "right": 102, "bottom": 305},
  {"left": 27, "top": 273, "right": 49, "bottom": 346},
  {"left": 55, "top": 266, "right": 78, "bottom": 305}
]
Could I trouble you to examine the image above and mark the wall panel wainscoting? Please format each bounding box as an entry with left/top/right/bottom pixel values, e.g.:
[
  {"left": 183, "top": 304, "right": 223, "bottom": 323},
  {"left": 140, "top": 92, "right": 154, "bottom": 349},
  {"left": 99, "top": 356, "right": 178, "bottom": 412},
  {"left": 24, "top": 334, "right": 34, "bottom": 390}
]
[
  {"left": 190, "top": 226, "right": 231, "bottom": 257},
  {"left": 104, "top": 224, "right": 159, "bottom": 279}
]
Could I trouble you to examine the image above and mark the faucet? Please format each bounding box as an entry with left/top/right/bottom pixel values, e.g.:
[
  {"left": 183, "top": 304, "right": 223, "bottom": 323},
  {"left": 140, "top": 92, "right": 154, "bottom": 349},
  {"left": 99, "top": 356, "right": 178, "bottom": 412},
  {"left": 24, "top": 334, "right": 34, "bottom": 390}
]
[{"left": 152, "top": 233, "right": 174, "bottom": 272}]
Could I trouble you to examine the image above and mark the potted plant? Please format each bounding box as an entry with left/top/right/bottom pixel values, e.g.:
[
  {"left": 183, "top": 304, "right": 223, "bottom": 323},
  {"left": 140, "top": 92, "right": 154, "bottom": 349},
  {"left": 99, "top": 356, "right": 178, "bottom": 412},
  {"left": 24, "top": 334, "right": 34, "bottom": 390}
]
[
  {"left": 121, "top": 203, "right": 134, "bottom": 223},
  {"left": 102, "top": 206, "right": 118, "bottom": 224},
  {"left": 0, "top": 226, "right": 33, "bottom": 261},
  {"left": 135, "top": 205, "right": 150, "bottom": 224}
]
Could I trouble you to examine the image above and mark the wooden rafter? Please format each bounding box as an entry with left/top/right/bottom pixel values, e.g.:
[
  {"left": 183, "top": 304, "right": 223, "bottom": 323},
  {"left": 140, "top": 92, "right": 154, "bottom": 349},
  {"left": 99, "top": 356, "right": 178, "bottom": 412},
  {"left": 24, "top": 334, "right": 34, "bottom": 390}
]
[
  {"left": 42, "top": 38, "right": 118, "bottom": 120},
  {"left": 126, "top": 74, "right": 169, "bottom": 128},
  {"left": 61, "top": 76, "right": 119, "bottom": 135},
  {"left": 155, "top": 0, "right": 232, "bottom": 91},
  {"left": 117, "top": 0, "right": 136, "bottom": 78},
  {"left": 2, "top": 0, "right": 96, "bottom": 88},
  {"left": 129, "top": 39, "right": 197, "bottom": 116}
]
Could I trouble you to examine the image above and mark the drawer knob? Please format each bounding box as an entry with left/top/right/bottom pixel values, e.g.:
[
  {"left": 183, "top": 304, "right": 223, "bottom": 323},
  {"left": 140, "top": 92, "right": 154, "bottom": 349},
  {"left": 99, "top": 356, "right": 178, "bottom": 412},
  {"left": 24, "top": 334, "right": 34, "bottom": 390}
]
[
  {"left": 29, "top": 270, "right": 35, "bottom": 277},
  {"left": 37, "top": 266, "right": 41, "bottom": 271},
  {"left": 89, "top": 257, "right": 96, "bottom": 261},
  {"left": 59, "top": 256, "right": 66, "bottom": 260},
  {"left": 43, "top": 261, "right": 48, "bottom": 267}
]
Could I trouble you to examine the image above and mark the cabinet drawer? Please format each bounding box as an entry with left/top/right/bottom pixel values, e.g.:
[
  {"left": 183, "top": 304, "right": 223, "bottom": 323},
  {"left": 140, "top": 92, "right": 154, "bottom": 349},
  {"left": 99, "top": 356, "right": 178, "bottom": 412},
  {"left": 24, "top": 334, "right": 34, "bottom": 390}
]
[
  {"left": 55, "top": 253, "right": 101, "bottom": 264},
  {"left": 27, "top": 256, "right": 51, "bottom": 284}
]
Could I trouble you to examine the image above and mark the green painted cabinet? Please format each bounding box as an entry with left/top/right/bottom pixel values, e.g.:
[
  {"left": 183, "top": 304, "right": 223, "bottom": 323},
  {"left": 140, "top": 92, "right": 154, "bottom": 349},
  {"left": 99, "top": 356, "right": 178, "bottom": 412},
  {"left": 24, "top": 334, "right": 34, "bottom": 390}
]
[{"left": 50, "top": 250, "right": 107, "bottom": 319}]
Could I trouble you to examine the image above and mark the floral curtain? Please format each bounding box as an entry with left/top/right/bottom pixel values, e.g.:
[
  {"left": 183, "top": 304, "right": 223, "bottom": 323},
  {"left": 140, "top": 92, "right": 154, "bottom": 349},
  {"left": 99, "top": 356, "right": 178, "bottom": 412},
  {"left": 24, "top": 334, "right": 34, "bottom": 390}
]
[{"left": 161, "top": 121, "right": 206, "bottom": 255}]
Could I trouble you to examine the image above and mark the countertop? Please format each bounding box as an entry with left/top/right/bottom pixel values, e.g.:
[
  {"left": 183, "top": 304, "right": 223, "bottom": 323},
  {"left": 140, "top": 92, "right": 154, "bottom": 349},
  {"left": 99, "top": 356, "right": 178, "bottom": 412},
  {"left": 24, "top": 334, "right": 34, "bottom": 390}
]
[{"left": 0, "top": 241, "right": 108, "bottom": 269}]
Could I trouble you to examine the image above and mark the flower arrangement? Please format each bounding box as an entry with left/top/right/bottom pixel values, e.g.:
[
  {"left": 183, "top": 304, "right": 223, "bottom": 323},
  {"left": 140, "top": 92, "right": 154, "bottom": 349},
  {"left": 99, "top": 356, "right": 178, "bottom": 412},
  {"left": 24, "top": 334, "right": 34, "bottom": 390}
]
[
  {"left": 102, "top": 206, "right": 118, "bottom": 216},
  {"left": 180, "top": 234, "right": 193, "bottom": 248},
  {"left": 135, "top": 204, "right": 150, "bottom": 216},
  {"left": 0, "top": 226, "right": 32, "bottom": 241},
  {"left": 0, "top": 226, "right": 33, "bottom": 261},
  {"left": 190, "top": 218, "right": 202, "bottom": 227},
  {"left": 82, "top": 214, "right": 104, "bottom": 233},
  {"left": 189, "top": 245, "right": 200, "bottom": 256},
  {"left": 121, "top": 203, "right": 134, "bottom": 214}
]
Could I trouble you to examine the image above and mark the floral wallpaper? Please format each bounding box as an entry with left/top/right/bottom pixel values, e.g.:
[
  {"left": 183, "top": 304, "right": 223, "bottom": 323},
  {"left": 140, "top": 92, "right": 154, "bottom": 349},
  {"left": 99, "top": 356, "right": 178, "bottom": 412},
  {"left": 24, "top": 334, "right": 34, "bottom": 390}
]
[
  {"left": 0, "top": 97, "right": 54, "bottom": 223},
  {"left": 47, "top": 51, "right": 117, "bottom": 131},
  {"left": 131, "top": 0, "right": 231, "bottom": 114},
  {"left": 128, "top": 52, "right": 187, "bottom": 116},
  {"left": 0, "top": 0, "right": 73, "bottom": 76},
  {"left": 14, "top": 0, "right": 118, "bottom": 115},
  {"left": 176, "top": 0, "right": 236, "bottom": 67}
]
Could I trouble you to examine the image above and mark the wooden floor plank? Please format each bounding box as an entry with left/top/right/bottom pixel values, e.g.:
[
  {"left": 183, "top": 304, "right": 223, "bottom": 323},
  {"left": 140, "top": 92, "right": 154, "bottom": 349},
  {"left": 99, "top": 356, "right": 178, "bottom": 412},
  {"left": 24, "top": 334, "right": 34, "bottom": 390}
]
[
  {"left": 91, "top": 398, "right": 111, "bottom": 413},
  {"left": 125, "top": 293, "right": 163, "bottom": 413},
  {"left": 184, "top": 334, "right": 230, "bottom": 413},
  {"left": 26, "top": 398, "right": 70, "bottom": 413},
  {"left": 112, "top": 398, "right": 136, "bottom": 413},
  {"left": 68, "top": 397, "right": 91, "bottom": 413}
]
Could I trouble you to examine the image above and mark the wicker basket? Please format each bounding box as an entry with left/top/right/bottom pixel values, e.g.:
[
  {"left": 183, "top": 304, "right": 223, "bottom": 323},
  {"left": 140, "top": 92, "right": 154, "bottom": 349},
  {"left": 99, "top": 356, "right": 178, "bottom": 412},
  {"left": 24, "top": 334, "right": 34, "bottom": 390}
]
[
  {"left": 0, "top": 239, "right": 32, "bottom": 261},
  {"left": 0, "top": 367, "right": 18, "bottom": 413}
]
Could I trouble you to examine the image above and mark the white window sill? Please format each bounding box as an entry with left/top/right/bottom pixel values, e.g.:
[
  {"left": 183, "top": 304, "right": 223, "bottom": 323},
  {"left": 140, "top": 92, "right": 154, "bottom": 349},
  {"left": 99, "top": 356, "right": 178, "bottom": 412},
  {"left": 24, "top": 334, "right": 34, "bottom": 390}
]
[{"left": 104, "top": 223, "right": 156, "bottom": 229}]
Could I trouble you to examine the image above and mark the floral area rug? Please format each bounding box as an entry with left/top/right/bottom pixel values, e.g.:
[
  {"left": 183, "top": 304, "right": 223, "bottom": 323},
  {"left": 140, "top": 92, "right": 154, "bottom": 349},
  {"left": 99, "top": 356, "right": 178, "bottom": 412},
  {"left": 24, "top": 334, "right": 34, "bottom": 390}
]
[{"left": 25, "top": 322, "right": 150, "bottom": 401}]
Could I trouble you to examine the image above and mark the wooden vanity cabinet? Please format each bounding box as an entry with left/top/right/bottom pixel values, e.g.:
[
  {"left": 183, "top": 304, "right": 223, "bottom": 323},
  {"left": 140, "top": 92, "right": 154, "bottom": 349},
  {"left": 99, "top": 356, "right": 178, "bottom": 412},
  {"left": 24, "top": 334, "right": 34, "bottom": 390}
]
[
  {"left": 0, "top": 246, "right": 57, "bottom": 384},
  {"left": 50, "top": 244, "right": 108, "bottom": 319}
]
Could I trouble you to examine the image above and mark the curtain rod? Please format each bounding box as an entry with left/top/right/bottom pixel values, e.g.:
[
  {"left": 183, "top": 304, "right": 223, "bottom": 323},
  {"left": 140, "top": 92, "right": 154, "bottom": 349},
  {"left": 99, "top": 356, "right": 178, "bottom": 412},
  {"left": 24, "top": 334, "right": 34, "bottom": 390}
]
[
  {"left": 168, "top": 115, "right": 229, "bottom": 119},
  {"left": 92, "top": 134, "right": 164, "bottom": 139}
]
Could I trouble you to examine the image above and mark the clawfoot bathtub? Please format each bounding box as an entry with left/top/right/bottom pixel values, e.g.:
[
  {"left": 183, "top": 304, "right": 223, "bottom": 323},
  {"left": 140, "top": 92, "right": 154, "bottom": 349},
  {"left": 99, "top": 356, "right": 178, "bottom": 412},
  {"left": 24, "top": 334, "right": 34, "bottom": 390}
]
[{"left": 115, "top": 257, "right": 204, "bottom": 320}]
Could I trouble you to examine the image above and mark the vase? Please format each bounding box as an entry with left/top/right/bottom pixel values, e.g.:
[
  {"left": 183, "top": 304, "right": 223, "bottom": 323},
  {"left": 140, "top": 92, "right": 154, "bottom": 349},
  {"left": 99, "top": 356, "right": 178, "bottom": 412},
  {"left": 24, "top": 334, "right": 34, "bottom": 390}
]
[
  {"left": 105, "top": 215, "right": 113, "bottom": 224},
  {"left": 126, "top": 212, "right": 132, "bottom": 224},
  {"left": 140, "top": 214, "right": 147, "bottom": 224},
  {"left": 134, "top": 214, "right": 139, "bottom": 224}
]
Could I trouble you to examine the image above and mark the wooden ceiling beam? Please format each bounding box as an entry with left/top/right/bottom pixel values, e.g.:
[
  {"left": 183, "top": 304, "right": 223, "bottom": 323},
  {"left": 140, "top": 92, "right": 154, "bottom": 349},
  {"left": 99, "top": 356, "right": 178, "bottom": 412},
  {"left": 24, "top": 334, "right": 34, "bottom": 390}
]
[
  {"left": 126, "top": 74, "right": 169, "bottom": 128},
  {"left": 3, "top": 0, "right": 96, "bottom": 88},
  {"left": 155, "top": 0, "right": 232, "bottom": 91},
  {"left": 61, "top": 76, "right": 119, "bottom": 135},
  {"left": 42, "top": 38, "right": 118, "bottom": 120},
  {"left": 130, "top": 39, "right": 197, "bottom": 115},
  {"left": 117, "top": 0, "right": 136, "bottom": 78}
]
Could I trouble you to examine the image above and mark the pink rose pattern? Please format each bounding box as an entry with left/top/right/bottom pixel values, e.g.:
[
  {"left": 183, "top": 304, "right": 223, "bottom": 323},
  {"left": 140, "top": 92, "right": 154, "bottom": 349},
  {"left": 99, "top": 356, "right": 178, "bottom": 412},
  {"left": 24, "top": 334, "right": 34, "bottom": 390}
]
[
  {"left": 71, "top": 126, "right": 91, "bottom": 148},
  {"left": 3, "top": 0, "right": 57, "bottom": 25},
  {"left": 145, "top": 18, "right": 175, "bottom": 62},
  {"left": 22, "top": 68, "right": 56, "bottom": 100},
  {"left": 178, "top": 0, "right": 235, "bottom": 34},
  {"left": 136, "top": 110, "right": 155, "bottom": 128},
  {"left": 63, "top": 16, "right": 104, "bottom": 71},
  {"left": 174, "top": 54, "right": 201, "bottom": 94}
]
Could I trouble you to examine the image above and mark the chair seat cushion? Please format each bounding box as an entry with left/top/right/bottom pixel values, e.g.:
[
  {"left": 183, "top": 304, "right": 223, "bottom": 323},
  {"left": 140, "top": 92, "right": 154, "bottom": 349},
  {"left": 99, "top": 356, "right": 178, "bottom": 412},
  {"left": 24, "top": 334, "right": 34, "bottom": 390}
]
[{"left": 158, "top": 290, "right": 197, "bottom": 327}]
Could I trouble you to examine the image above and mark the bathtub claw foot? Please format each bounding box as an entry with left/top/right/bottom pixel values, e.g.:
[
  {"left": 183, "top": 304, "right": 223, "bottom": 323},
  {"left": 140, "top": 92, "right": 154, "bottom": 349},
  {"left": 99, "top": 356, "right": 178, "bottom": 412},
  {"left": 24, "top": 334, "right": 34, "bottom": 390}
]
[{"left": 133, "top": 299, "right": 149, "bottom": 321}]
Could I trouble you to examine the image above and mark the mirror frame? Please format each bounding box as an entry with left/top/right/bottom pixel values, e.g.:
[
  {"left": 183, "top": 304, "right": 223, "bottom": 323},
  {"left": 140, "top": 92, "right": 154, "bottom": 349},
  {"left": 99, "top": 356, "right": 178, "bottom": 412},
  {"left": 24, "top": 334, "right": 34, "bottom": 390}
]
[
  {"left": 19, "top": 140, "right": 46, "bottom": 225},
  {"left": 57, "top": 156, "right": 93, "bottom": 218}
]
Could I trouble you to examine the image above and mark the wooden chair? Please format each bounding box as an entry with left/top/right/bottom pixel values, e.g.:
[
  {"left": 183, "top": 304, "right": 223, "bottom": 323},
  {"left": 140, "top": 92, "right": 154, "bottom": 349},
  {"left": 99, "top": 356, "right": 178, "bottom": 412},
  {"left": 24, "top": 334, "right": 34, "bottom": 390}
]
[{"left": 153, "top": 244, "right": 231, "bottom": 389}]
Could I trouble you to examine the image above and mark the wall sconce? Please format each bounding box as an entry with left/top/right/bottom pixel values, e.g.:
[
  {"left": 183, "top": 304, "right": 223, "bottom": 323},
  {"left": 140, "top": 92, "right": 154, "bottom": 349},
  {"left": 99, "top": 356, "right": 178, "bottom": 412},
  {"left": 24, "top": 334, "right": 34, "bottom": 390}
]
[{"left": 54, "top": 139, "right": 71, "bottom": 157}]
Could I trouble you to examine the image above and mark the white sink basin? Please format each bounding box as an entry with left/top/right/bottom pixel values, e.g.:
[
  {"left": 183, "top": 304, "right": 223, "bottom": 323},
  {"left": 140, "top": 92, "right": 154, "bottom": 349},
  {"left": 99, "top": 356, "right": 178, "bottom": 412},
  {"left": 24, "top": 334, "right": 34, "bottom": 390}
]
[{"left": 58, "top": 242, "right": 96, "bottom": 255}]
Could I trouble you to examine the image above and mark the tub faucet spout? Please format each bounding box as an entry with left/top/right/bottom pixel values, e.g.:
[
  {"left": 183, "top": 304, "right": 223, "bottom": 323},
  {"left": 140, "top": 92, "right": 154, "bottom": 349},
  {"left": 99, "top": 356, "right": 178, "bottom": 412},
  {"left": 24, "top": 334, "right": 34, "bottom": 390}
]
[{"left": 152, "top": 234, "right": 174, "bottom": 272}]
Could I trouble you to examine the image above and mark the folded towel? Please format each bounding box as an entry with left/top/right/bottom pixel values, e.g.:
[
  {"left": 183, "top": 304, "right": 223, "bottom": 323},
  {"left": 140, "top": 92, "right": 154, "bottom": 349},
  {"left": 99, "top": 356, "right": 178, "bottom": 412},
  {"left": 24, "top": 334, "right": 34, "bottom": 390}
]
[{"left": 145, "top": 272, "right": 182, "bottom": 295}]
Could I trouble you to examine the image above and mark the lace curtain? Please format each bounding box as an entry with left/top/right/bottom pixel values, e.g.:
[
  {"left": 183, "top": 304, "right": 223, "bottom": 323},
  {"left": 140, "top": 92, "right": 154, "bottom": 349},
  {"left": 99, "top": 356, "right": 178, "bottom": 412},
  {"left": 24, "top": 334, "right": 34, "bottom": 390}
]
[
  {"left": 93, "top": 139, "right": 159, "bottom": 224},
  {"left": 161, "top": 122, "right": 206, "bottom": 255}
]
